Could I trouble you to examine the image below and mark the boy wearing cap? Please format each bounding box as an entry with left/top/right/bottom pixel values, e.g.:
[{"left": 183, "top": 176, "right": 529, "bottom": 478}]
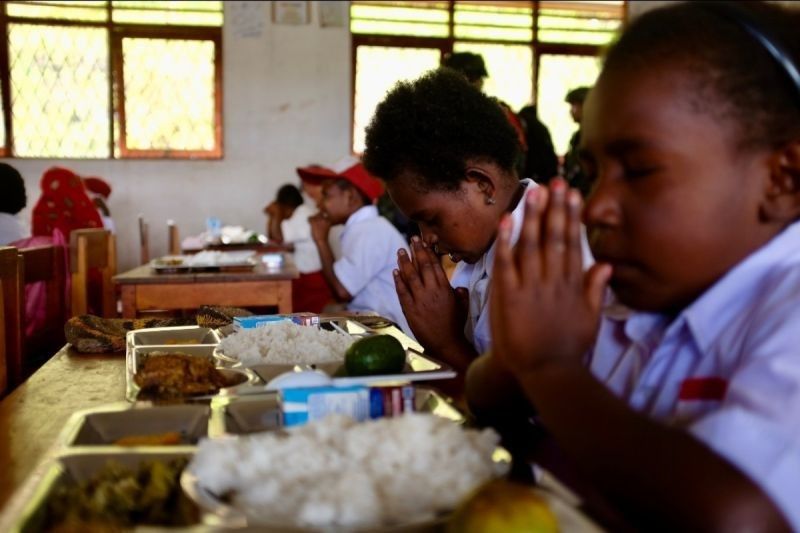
[{"left": 303, "top": 157, "right": 411, "bottom": 335}]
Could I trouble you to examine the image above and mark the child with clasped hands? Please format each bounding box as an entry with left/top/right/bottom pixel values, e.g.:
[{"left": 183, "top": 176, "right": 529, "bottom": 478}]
[{"left": 469, "top": 2, "right": 800, "bottom": 530}]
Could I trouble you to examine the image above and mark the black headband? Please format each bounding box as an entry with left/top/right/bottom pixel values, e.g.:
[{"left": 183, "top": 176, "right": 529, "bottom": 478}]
[{"left": 699, "top": 2, "right": 800, "bottom": 102}]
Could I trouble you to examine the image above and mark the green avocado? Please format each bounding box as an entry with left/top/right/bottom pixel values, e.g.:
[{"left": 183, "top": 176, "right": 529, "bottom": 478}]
[{"left": 344, "top": 335, "right": 406, "bottom": 376}]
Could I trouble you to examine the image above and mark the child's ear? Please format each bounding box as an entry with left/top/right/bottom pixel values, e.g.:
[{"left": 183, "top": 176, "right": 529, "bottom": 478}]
[
  {"left": 464, "top": 164, "right": 497, "bottom": 202},
  {"left": 761, "top": 140, "right": 800, "bottom": 223}
]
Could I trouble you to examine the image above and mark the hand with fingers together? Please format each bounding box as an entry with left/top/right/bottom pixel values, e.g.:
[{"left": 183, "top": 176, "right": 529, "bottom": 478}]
[
  {"left": 489, "top": 179, "right": 613, "bottom": 377},
  {"left": 394, "top": 236, "right": 476, "bottom": 372}
]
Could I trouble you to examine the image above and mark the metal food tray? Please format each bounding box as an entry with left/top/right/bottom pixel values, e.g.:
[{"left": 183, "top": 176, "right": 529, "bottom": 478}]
[
  {"left": 127, "top": 325, "right": 220, "bottom": 348},
  {"left": 2, "top": 388, "right": 473, "bottom": 532},
  {"left": 214, "top": 318, "right": 457, "bottom": 386},
  {"left": 125, "top": 341, "right": 259, "bottom": 403},
  {"left": 150, "top": 253, "right": 258, "bottom": 274}
]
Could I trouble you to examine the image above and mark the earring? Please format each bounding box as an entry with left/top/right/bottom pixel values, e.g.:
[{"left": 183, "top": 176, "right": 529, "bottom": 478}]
[{"left": 485, "top": 196, "right": 496, "bottom": 205}]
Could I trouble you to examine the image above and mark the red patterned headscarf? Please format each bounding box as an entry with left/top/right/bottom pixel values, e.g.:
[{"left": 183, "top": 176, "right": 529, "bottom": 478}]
[{"left": 32, "top": 167, "right": 103, "bottom": 237}]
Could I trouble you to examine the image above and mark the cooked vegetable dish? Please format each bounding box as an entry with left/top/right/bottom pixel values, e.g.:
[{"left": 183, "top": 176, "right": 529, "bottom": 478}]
[{"left": 46, "top": 458, "right": 198, "bottom": 530}]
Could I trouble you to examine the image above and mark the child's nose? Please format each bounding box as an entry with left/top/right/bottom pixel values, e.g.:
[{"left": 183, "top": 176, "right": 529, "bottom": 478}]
[{"left": 582, "top": 178, "right": 621, "bottom": 228}]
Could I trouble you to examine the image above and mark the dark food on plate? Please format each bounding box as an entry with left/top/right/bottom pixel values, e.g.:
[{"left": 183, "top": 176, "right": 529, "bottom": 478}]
[
  {"left": 134, "top": 354, "right": 229, "bottom": 398},
  {"left": 64, "top": 315, "right": 194, "bottom": 353},
  {"left": 195, "top": 304, "right": 253, "bottom": 328},
  {"left": 113, "top": 431, "right": 184, "bottom": 447},
  {"left": 155, "top": 257, "right": 184, "bottom": 266},
  {"left": 45, "top": 458, "right": 198, "bottom": 531}
]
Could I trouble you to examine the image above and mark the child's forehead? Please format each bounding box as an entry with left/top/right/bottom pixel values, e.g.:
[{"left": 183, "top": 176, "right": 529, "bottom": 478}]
[{"left": 584, "top": 67, "right": 731, "bottom": 148}]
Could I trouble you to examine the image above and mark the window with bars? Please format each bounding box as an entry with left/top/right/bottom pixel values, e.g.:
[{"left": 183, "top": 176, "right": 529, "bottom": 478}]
[
  {"left": 351, "top": 0, "right": 625, "bottom": 155},
  {"left": 0, "top": 0, "right": 222, "bottom": 159}
]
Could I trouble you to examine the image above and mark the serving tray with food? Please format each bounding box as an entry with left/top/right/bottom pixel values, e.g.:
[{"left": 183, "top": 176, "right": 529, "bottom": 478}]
[
  {"left": 150, "top": 250, "right": 259, "bottom": 273},
  {"left": 213, "top": 318, "right": 457, "bottom": 385},
  {"left": 125, "top": 345, "right": 257, "bottom": 402}
]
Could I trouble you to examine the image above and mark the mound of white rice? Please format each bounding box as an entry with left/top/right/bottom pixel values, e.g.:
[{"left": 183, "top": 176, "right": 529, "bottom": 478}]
[
  {"left": 189, "top": 414, "right": 507, "bottom": 529},
  {"left": 218, "top": 323, "right": 354, "bottom": 365}
]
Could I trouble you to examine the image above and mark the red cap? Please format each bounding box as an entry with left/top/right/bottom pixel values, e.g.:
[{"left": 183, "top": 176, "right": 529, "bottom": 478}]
[
  {"left": 82, "top": 176, "right": 111, "bottom": 199},
  {"left": 296, "top": 156, "right": 384, "bottom": 202}
]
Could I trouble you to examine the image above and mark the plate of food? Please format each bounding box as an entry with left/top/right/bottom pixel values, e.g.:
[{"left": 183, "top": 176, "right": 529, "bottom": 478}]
[
  {"left": 213, "top": 321, "right": 456, "bottom": 385},
  {"left": 181, "top": 413, "right": 510, "bottom": 531},
  {"left": 126, "top": 349, "right": 256, "bottom": 402}
]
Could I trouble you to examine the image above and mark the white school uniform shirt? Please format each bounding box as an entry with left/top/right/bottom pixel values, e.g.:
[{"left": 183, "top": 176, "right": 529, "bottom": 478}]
[
  {"left": 0, "top": 212, "right": 27, "bottom": 245},
  {"left": 333, "top": 205, "right": 412, "bottom": 336},
  {"left": 589, "top": 220, "right": 800, "bottom": 528},
  {"left": 450, "top": 179, "right": 538, "bottom": 354},
  {"left": 280, "top": 203, "right": 321, "bottom": 274}
]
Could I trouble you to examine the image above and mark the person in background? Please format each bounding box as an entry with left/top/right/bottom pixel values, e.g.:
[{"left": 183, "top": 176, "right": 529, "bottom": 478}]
[
  {"left": 517, "top": 104, "right": 559, "bottom": 184},
  {"left": 442, "top": 51, "right": 527, "bottom": 175},
  {"left": 264, "top": 184, "right": 331, "bottom": 313},
  {"left": 304, "top": 156, "right": 411, "bottom": 335},
  {"left": 563, "top": 86, "right": 592, "bottom": 196},
  {"left": 32, "top": 167, "right": 102, "bottom": 238},
  {"left": 82, "top": 176, "right": 115, "bottom": 233},
  {"left": 469, "top": 2, "right": 800, "bottom": 529},
  {"left": 362, "top": 68, "right": 535, "bottom": 386},
  {"left": 0, "top": 162, "right": 29, "bottom": 245},
  {"left": 297, "top": 166, "right": 325, "bottom": 207}
]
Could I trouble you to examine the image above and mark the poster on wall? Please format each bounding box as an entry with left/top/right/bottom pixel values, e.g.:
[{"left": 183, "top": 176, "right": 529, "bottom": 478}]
[
  {"left": 229, "top": 2, "right": 265, "bottom": 38},
  {"left": 320, "top": 1, "right": 347, "bottom": 28},
  {"left": 272, "top": 1, "right": 310, "bottom": 25}
]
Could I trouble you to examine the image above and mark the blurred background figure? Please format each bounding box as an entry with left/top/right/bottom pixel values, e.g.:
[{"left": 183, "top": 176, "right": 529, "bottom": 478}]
[
  {"left": 297, "top": 165, "right": 325, "bottom": 208},
  {"left": 442, "top": 52, "right": 527, "bottom": 175},
  {"left": 518, "top": 104, "right": 559, "bottom": 185},
  {"left": 563, "top": 86, "right": 593, "bottom": 197},
  {"left": 264, "top": 183, "right": 331, "bottom": 313},
  {"left": 0, "top": 162, "right": 29, "bottom": 244},
  {"left": 83, "top": 176, "right": 115, "bottom": 233},
  {"left": 32, "top": 167, "right": 103, "bottom": 239}
]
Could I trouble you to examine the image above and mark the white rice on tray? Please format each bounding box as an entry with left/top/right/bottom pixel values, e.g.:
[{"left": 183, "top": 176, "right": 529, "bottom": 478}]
[
  {"left": 218, "top": 322, "right": 354, "bottom": 365},
  {"left": 189, "top": 414, "right": 507, "bottom": 529}
]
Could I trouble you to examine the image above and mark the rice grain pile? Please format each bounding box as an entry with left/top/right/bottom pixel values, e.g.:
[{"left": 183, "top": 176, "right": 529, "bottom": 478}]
[
  {"left": 188, "top": 414, "right": 507, "bottom": 529},
  {"left": 218, "top": 323, "right": 354, "bottom": 365}
]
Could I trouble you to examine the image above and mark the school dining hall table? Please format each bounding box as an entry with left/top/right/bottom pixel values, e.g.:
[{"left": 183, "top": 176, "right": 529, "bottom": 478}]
[
  {"left": 114, "top": 259, "right": 299, "bottom": 318},
  {"left": 0, "top": 342, "right": 621, "bottom": 531},
  {"left": 0, "top": 346, "right": 125, "bottom": 510}
]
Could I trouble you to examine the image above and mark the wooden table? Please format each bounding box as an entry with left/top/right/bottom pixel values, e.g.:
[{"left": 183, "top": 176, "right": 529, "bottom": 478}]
[
  {"left": 115, "top": 261, "right": 298, "bottom": 318},
  {"left": 0, "top": 346, "right": 124, "bottom": 509}
]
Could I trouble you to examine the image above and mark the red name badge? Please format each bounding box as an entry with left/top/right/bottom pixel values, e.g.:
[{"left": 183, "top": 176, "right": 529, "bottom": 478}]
[{"left": 679, "top": 377, "right": 728, "bottom": 401}]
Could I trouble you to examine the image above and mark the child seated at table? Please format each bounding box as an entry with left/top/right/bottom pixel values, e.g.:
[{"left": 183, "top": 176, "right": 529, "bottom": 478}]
[
  {"left": 303, "top": 157, "right": 411, "bottom": 335},
  {"left": 468, "top": 2, "right": 800, "bottom": 529},
  {"left": 361, "top": 68, "right": 534, "bottom": 379},
  {"left": 264, "top": 184, "right": 331, "bottom": 313}
]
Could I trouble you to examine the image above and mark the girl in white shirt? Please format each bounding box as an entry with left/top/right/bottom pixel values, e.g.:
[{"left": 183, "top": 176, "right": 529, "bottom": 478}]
[{"left": 362, "top": 68, "right": 532, "bottom": 384}]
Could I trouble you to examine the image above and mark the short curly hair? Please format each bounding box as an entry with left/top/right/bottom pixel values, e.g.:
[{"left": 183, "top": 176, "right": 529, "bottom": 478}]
[
  {"left": 363, "top": 69, "right": 520, "bottom": 192},
  {"left": 0, "top": 162, "right": 26, "bottom": 214}
]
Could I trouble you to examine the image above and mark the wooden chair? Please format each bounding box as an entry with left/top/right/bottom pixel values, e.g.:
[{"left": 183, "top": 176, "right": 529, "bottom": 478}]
[
  {"left": 139, "top": 214, "right": 150, "bottom": 265},
  {"left": 18, "top": 244, "right": 68, "bottom": 374},
  {"left": 70, "top": 229, "right": 117, "bottom": 317},
  {"left": 0, "top": 247, "right": 23, "bottom": 394},
  {"left": 168, "top": 220, "right": 180, "bottom": 255}
]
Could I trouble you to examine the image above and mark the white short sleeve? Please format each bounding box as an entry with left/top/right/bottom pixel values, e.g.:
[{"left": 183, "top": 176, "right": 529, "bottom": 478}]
[{"left": 281, "top": 204, "right": 312, "bottom": 244}]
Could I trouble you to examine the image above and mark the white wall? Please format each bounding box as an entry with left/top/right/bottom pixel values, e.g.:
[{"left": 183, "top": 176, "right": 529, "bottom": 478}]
[{"left": 6, "top": 1, "right": 351, "bottom": 271}]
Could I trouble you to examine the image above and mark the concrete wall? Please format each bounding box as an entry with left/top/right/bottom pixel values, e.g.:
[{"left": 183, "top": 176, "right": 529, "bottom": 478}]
[{"left": 7, "top": 1, "right": 351, "bottom": 271}]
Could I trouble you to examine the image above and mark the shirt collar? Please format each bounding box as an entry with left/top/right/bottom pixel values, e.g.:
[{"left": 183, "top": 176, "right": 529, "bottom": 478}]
[
  {"left": 683, "top": 221, "right": 800, "bottom": 353},
  {"left": 608, "top": 221, "right": 800, "bottom": 353},
  {"left": 345, "top": 205, "right": 378, "bottom": 227}
]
